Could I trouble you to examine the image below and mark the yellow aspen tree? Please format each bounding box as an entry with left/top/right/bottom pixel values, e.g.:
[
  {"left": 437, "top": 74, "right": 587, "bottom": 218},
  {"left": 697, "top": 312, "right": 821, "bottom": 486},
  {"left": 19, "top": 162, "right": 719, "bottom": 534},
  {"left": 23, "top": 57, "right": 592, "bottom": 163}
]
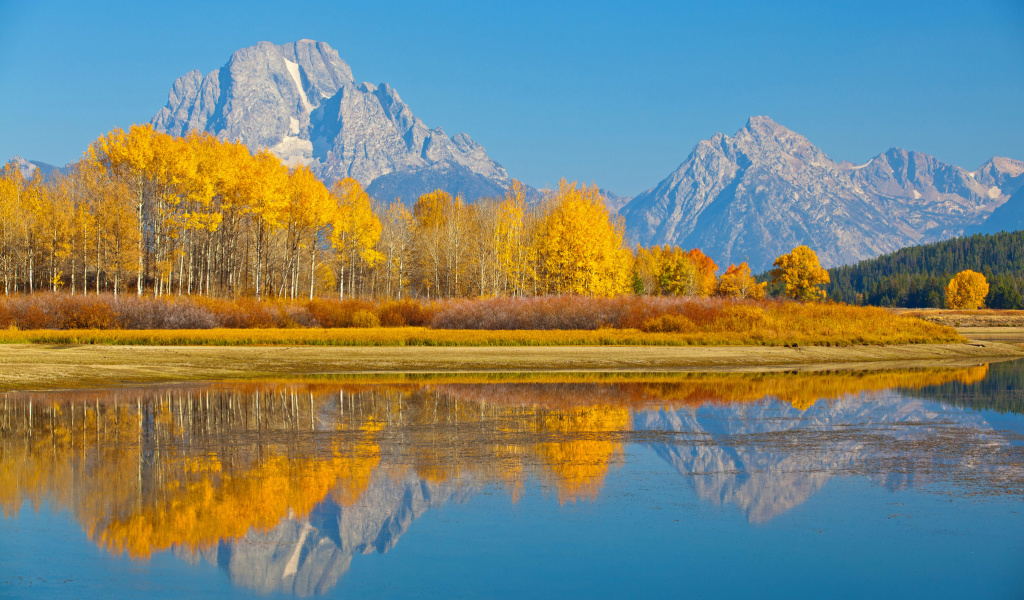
[
  {"left": 0, "top": 163, "right": 28, "bottom": 294},
  {"left": 208, "top": 139, "right": 253, "bottom": 295},
  {"left": 946, "top": 270, "right": 989, "bottom": 309},
  {"left": 239, "top": 149, "right": 288, "bottom": 298},
  {"left": 496, "top": 180, "right": 534, "bottom": 297},
  {"left": 658, "top": 248, "right": 700, "bottom": 296},
  {"left": 282, "top": 166, "right": 332, "bottom": 299},
  {"left": 441, "top": 196, "right": 471, "bottom": 297},
  {"left": 20, "top": 172, "right": 46, "bottom": 291},
  {"left": 96, "top": 177, "right": 140, "bottom": 295},
  {"left": 534, "top": 180, "right": 630, "bottom": 297},
  {"left": 716, "top": 262, "right": 767, "bottom": 299},
  {"left": 35, "top": 174, "right": 74, "bottom": 291},
  {"left": 771, "top": 245, "right": 830, "bottom": 301},
  {"left": 413, "top": 190, "right": 453, "bottom": 297},
  {"left": 378, "top": 201, "right": 414, "bottom": 299},
  {"left": 330, "top": 178, "right": 382, "bottom": 299},
  {"left": 633, "top": 245, "right": 665, "bottom": 295},
  {"left": 90, "top": 124, "right": 159, "bottom": 295}
]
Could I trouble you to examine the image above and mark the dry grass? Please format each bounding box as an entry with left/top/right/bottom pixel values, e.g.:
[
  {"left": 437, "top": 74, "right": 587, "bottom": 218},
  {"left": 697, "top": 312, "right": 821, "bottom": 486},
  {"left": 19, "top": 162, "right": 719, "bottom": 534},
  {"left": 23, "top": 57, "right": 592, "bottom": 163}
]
[
  {"left": 0, "top": 320, "right": 961, "bottom": 347},
  {"left": 898, "top": 308, "right": 1024, "bottom": 328}
]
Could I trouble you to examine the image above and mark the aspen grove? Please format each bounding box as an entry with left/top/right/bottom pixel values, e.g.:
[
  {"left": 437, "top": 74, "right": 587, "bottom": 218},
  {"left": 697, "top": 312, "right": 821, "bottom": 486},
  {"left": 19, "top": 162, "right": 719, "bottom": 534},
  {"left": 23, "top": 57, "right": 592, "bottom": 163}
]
[{"left": 1, "top": 124, "right": 771, "bottom": 302}]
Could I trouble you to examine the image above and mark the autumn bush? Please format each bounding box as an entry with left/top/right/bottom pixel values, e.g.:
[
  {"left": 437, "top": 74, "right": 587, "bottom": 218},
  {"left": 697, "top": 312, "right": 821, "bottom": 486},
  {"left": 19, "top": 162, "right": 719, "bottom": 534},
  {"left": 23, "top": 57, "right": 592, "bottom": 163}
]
[
  {"left": 430, "top": 295, "right": 769, "bottom": 331},
  {"left": 376, "top": 299, "right": 439, "bottom": 327},
  {"left": 640, "top": 315, "right": 697, "bottom": 333},
  {"left": 306, "top": 298, "right": 376, "bottom": 328},
  {"left": 0, "top": 292, "right": 961, "bottom": 346}
]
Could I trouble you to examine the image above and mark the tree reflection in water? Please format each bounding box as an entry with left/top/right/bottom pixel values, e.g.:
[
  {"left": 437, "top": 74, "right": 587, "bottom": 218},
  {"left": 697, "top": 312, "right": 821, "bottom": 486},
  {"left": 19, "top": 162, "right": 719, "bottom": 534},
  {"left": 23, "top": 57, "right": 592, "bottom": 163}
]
[{"left": 1, "top": 364, "right": 1021, "bottom": 595}]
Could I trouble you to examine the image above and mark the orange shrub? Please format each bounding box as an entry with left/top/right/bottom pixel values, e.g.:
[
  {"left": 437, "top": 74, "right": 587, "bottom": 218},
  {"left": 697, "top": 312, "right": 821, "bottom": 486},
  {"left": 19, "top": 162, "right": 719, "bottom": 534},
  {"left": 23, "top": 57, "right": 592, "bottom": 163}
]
[
  {"left": 57, "top": 295, "right": 117, "bottom": 329},
  {"left": 640, "top": 314, "right": 696, "bottom": 333},
  {"left": 377, "top": 299, "right": 437, "bottom": 327},
  {"left": 307, "top": 298, "right": 377, "bottom": 328}
]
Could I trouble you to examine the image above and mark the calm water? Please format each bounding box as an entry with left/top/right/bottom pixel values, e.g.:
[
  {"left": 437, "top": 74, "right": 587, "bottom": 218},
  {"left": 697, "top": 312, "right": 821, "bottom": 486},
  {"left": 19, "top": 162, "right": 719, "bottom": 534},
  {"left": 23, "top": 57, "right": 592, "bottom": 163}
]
[{"left": 1, "top": 362, "right": 1022, "bottom": 599}]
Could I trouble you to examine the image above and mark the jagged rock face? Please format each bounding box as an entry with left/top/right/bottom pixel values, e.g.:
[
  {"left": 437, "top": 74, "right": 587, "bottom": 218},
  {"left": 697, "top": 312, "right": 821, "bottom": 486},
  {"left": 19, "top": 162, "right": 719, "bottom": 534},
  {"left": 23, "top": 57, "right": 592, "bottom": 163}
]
[
  {"left": 151, "top": 40, "right": 513, "bottom": 202},
  {"left": 973, "top": 156, "right": 1024, "bottom": 191},
  {"left": 846, "top": 149, "right": 1022, "bottom": 241},
  {"left": 621, "top": 116, "right": 1020, "bottom": 271},
  {"left": 972, "top": 184, "right": 1024, "bottom": 234}
]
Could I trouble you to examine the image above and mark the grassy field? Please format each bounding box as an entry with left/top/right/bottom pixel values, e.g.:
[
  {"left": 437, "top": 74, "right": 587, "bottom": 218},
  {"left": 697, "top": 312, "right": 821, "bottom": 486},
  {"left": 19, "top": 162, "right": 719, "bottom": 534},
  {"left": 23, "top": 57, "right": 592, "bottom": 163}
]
[
  {"left": 897, "top": 308, "right": 1024, "bottom": 328},
  {"left": 0, "top": 320, "right": 963, "bottom": 347}
]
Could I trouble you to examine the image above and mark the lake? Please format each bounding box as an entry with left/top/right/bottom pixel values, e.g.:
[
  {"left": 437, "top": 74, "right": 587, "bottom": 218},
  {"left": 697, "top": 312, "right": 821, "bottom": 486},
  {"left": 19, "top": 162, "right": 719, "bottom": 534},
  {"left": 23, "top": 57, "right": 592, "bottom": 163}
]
[{"left": 2, "top": 361, "right": 1022, "bottom": 598}]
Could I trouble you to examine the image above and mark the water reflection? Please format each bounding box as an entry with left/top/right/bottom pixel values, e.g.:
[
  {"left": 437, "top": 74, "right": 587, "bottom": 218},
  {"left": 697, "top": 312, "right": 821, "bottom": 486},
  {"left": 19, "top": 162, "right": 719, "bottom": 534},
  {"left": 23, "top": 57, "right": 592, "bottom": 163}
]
[{"left": 2, "top": 364, "right": 1022, "bottom": 596}]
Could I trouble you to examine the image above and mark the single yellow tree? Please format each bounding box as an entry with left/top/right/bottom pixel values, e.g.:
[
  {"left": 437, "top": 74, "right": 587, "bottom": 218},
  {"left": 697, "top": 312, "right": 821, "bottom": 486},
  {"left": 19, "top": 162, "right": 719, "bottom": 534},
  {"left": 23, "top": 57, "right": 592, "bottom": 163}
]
[
  {"left": 330, "top": 178, "right": 382, "bottom": 299},
  {"left": 717, "top": 262, "right": 767, "bottom": 299},
  {"left": 946, "top": 270, "right": 989, "bottom": 309},
  {"left": 534, "top": 180, "right": 630, "bottom": 297},
  {"left": 771, "top": 245, "right": 830, "bottom": 301}
]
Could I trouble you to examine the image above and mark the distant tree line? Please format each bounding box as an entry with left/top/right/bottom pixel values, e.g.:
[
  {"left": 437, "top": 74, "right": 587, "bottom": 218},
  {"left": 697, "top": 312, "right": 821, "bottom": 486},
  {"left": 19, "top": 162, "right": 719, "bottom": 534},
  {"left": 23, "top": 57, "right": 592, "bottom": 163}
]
[{"left": 826, "top": 231, "right": 1024, "bottom": 308}]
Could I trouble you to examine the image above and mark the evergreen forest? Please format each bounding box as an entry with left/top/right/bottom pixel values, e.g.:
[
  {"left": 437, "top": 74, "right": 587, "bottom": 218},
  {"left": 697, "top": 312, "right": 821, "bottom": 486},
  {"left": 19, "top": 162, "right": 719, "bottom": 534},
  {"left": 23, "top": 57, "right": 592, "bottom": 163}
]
[{"left": 826, "top": 231, "right": 1024, "bottom": 308}]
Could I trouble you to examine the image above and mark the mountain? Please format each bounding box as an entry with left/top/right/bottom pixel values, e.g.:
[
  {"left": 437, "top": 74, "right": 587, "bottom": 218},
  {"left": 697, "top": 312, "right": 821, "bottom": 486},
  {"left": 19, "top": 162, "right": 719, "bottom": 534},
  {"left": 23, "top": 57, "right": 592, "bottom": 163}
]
[
  {"left": 970, "top": 183, "right": 1024, "bottom": 235},
  {"left": 7, "top": 156, "right": 65, "bottom": 180},
  {"left": 151, "top": 40, "right": 518, "bottom": 203},
  {"left": 620, "top": 116, "right": 1023, "bottom": 272}
]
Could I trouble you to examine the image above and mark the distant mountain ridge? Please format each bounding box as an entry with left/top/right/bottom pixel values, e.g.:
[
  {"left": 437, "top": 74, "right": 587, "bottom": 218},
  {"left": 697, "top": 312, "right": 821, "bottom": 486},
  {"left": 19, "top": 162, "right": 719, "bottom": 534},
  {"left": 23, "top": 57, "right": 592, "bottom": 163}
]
[
  {"left": 8, "top": 156, "right": 65, "bottom": 180},
  {"left": 620, "top": 116, "right": 1023, "bottom": 272},
  {"left": 151, "top": 40, "right": 520, "bottom": 203}
]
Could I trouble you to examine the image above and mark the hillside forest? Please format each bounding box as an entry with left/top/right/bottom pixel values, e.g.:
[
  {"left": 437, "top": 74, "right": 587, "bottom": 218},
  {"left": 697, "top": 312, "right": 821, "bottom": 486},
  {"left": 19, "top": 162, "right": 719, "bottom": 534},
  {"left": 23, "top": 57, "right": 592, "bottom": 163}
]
[{"left": 826, "top": 230, "right": 1024, "bottom": 309}]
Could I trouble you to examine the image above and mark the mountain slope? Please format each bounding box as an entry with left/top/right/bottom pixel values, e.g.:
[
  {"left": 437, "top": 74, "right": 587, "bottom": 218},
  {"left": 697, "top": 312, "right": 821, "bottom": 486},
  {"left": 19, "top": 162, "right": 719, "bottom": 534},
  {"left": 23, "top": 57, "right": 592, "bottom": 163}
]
[
  {"left": 970, "top": 183, "right": 1024, "bottom": 235},
  {"left": 621, "top": 117, "right": 1021, "bottom": 272},
  {"left": 151, "top": 40, "right": 516, "bottom": 202}
]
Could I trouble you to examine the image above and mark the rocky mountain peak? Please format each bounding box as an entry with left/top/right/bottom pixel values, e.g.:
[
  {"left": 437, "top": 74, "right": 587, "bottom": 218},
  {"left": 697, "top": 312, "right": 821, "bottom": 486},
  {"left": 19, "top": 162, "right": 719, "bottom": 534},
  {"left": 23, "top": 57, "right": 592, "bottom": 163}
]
[
  {"left": 973, "top": 156, "right": 1024, "bottom": 190},
  {"left": 151, "top": 40, "right": 517, "bottom": 202},
  {"left": 621, "top": 117, "right": 1019, "bottom": 272},
  {"left": 733, "top": 115, "right": 831, "bottom": 168}
]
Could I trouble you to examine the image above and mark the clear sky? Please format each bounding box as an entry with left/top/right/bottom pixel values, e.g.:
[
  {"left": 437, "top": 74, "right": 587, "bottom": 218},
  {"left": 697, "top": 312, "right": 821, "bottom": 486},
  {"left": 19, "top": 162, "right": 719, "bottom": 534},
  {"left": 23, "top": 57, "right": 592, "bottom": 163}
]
[{"left": 1, "top": 0, "right": 1022, "bottom": 196}]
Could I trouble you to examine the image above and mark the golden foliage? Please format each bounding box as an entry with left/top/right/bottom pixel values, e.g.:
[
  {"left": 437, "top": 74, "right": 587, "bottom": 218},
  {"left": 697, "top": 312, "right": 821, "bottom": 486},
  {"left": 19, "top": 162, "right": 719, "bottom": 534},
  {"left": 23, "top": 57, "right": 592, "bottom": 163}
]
[
  {"left": 771, "top": 245, "right": 830, "bottom": 301},
  {"left": 717, "top": 263, "right": 766, "bottom": 299},
  {"left": 946, "top": 270, "right": 989, "bottom": 310},
  {"left": 535, "top": 405, "right": 630, "bottom": 503},
  {"left": 633, "top": 245, "right": 718, "bottom": 297},
  {"left": 535, "top": 181, "right": 630, "bottom": 297}
]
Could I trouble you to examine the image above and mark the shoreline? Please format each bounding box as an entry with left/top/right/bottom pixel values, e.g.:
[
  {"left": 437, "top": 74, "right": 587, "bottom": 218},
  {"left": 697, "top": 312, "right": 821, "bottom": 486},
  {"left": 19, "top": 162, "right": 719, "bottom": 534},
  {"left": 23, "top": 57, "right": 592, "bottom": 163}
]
[{"left": 1, "top": 338, "right": 1021, "bottom": 392}]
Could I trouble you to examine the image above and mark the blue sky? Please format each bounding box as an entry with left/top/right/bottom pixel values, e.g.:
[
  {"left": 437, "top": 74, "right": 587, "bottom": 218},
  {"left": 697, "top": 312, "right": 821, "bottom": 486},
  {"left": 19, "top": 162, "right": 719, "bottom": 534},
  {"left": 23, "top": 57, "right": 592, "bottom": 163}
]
[{"left": 1, "top": 0, "right": 1022, "bottom": 195}]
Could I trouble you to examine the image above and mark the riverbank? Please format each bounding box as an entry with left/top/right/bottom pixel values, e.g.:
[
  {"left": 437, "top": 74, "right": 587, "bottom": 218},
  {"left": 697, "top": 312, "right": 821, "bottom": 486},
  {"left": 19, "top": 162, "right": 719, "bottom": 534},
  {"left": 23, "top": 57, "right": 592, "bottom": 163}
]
[{"left": 1, "top": 340, "right": 1021, "bottom": 392}]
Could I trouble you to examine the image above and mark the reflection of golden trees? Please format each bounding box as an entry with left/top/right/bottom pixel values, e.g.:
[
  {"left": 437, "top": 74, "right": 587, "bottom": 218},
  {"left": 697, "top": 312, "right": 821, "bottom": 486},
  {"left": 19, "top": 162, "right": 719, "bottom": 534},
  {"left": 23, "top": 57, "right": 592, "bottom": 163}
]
[
  {"left": 0, "top": 365, "right": 993, "bottom": 556},
  {"left": 425, "top": 365, "right": 989, "bottom": 412},
  {"left": 534, "top": 406, "right": 630, "bottom": 503},
  {"left": 0, "top": 387, "right": 382, "bottom": 559}
]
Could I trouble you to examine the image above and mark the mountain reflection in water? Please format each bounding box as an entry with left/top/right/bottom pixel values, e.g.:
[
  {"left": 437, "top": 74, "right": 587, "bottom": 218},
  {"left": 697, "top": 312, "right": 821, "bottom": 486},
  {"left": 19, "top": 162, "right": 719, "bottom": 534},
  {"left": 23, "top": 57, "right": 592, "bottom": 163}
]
[{"left": 2, "top": 364, "right": 1022, "bottom": 596}]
